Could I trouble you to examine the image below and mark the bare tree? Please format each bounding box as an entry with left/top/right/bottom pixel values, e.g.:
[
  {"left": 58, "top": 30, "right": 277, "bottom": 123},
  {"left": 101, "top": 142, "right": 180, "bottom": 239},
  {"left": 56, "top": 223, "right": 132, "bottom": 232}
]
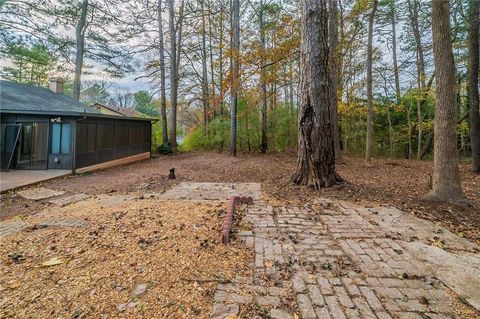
[
  {"left": 201, "top": 0, "right": 210, "bottom": 133},
  {"left": 407, "top": 0, "right": 427, "bottom": 159},
  {"left": 260, "top": 0, "right": 268, "bottom": 154},
  {"left": 73, "top": 0, "right": 89, "bottom": 101},
  {"left": 71, "top": 0, "right": 132, "bottom": 101},
  {"left": 365, "top": 0, "right": 378, "bottom": 165},
  {"left": 218, "top": 2, "right": 225, "bottom": 115},
  {"left": 230, "top": 0, "right": 240, "bottom": 156},
  {"left": 168, "top": 0, "right": 184, "bottom": 151},
  {"left": 329, "top": 0, "right": 344, "bottom": 164},
  {"left": 158, "top": 0, "right": 169, "bottom": 144},
  {"left": 291, "top": 0, "right": 343, "bottom": 189},
  {"left": 389, "top": 0, "right": 401, "bottom": 104},
  {"left": 426, "top": 0, "right": 464, "bottom": 203},
  {"left": 469, "top": 0, "right": 480, "bottom": 173}
]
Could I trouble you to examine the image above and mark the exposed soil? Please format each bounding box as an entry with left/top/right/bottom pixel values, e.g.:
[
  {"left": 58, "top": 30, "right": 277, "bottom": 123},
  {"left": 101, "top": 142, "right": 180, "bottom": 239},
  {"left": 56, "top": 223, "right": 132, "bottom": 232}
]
[
  {"left": 1, "top": 152, "right": 479, "bottom": 244},
  {"left": 0, "top": 198, "right": 251, "bottom": 318}
]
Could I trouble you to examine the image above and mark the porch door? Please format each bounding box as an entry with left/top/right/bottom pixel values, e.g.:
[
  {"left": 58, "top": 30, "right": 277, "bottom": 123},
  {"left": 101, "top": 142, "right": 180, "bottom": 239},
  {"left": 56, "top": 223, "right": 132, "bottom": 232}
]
[
  {"left": 16, "top": 123, "right": 48, "bottom": 169},
  {"left": 0, "top": 124, "right": 21, "bottom": 171}
]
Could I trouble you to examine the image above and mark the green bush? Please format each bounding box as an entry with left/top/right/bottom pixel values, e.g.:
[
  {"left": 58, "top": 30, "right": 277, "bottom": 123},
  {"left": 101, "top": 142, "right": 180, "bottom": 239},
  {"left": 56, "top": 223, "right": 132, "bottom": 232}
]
[{"left": 181, "top": 101, "right": 297, "bottom": 153}]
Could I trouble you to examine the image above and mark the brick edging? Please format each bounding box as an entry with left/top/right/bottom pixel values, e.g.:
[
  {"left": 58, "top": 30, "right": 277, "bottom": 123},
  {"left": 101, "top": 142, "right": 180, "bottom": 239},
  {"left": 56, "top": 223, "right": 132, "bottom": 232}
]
[{"left": 221, "top": 196, "right": 253, "bottom": 244}]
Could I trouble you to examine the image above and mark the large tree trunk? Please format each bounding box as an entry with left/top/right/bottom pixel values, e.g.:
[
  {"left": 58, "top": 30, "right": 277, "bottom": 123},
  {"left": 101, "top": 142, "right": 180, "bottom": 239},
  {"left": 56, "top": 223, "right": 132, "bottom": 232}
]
[
  {"left": 72, "top": 0, "right": 88, "bottom": 101},
  {"left": 469, "top": 0, "right": 480, "bottom": 173},
  {"left": 168, "top": 0, "right": 178, "bottom": 151},
  {"left": 158, "top": 0, "right": 168, "bottom": 144},
  {"left": 291, "top": 0, "right": 342, "bottom": 189},
  {"left": 260, "top": 0, "right": 268, "bottom": 154},
  {"left": 230, "top": 0, "right": 240, "bottom": 156},
  {"left": 427, "top": 0, "right": 464, "bottom": 203},
  {"left": 328, "top": 0, "right": 345, "bottom": 164},
  {"left": 364, "top": 0, "right": 377, "bottom": 165}
]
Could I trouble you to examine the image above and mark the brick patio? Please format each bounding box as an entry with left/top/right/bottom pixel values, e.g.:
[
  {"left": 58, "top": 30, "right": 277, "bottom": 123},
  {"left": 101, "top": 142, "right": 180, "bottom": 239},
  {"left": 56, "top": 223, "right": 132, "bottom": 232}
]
[{"left": 212, "top": 199, "right": 480, "bottom": 319}]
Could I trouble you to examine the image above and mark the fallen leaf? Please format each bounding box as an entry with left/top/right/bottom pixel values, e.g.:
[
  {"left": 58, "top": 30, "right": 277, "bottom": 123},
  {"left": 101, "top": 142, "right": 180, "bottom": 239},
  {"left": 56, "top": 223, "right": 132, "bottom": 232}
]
[
  {"left": 41, "top": 257, "right": 63, "bottom": 267},
  {"left": 9, "top": 281, "right": 20, "bottom": 289}
]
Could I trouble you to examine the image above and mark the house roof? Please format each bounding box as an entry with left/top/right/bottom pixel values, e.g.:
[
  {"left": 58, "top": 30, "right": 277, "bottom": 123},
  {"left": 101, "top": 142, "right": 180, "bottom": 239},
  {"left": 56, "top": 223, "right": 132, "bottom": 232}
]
[
  {"left": 0, "top": 80, "right": 156, "bottom": 122},
  {"left": 0, "top": 80, "right": 100, "bottom": 116},
  {"left": 90, "top": 103, "right": 144, "bottom": 118}
]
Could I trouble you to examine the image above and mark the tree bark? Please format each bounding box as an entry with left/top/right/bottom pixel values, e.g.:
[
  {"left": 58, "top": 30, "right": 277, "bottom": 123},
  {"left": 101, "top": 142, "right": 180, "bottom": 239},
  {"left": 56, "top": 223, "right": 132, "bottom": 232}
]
[
  {"left": 72, "top": 0, "right": 88, "bottom": 101},
  {"left": 329, "top": 0, "right": 344, "bottom": 164},
  {"left": 168, "top": 0, "right": 177, "bottom": 151},
  {"left": 364, "top": 0, "right": 377, "bottom": 165},
  {"left": 407, "top": 0, "right": 427, "bottom": 159},
  {"left": 382, "top": 75, "right": 395, "bottom": 157},
  {"left": 207, "top": 1, "right": 216, "bottom": 116},
  {"left": 291, "top": 0, "right": 342, "bottom": 189},
  {"left": 427, "top": 0, "right": 464, "bottom": 203},
  {"left": 219, "top": 3, "right": 224, "bottom": 116},
  {"left": 468, "top": 0, "right": 480, "bottom": 172},
  {"left": 167, "top": 0, "right": 184, "bottom": 151},
  {"left": 230, "top": 0, "right": 240, "bottom": 156},
  {"left": 201, "top": 0, "right": 209, "bottom": 134},
  {"left": 158, "top": 0, "right": 168, "bottom": 144},
  {"left": 260, "top": 0, "right": 268, "bottom": 154},
  {"left": 390, "top": 0, "right": 401, "bottom": 104}
]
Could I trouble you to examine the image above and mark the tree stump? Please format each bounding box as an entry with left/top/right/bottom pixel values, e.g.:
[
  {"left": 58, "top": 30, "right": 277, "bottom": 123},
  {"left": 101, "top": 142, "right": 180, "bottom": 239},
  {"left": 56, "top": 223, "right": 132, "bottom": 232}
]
[{"left": 168, "top": 168, "right": 176, "bottom": 180}]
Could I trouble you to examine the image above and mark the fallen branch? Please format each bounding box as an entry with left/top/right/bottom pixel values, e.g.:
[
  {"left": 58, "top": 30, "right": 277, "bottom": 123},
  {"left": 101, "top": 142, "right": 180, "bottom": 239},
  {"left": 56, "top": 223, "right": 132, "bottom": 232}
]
[{"left": 181, "top": 278, "right": 231, "bottom": 283}]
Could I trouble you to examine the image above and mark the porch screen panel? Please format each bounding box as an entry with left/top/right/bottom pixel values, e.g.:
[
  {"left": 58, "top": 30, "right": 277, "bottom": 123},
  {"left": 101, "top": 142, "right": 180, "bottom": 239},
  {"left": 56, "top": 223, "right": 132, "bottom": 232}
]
[{"left": 97, "top": 123, "right": 114, "bottom": 163}]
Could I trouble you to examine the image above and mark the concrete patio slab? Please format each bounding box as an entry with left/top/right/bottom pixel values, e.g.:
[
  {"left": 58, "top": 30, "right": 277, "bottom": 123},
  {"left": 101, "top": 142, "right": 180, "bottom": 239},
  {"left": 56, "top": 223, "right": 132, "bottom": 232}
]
[
  {"left": 17, "top": 187, "right": 65, "bottom": 201},
  {"left": 0, "top": 170, "right": 70, "bottom": 193},
  {"left": 158, "top": 182, "right": 262, "bottom": 201}
]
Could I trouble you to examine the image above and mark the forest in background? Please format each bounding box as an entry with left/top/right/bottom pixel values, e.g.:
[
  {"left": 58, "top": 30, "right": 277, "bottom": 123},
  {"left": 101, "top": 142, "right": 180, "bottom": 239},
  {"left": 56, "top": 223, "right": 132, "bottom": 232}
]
[{"left": 0, "top": 0, "right": 479, "bottom": 162}]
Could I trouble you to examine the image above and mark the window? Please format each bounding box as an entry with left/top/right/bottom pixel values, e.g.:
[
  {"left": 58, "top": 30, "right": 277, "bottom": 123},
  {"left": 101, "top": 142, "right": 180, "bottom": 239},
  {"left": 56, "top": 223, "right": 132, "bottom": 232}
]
[{"left": 51, "top": 123, "right": 71, "bottom": 154}]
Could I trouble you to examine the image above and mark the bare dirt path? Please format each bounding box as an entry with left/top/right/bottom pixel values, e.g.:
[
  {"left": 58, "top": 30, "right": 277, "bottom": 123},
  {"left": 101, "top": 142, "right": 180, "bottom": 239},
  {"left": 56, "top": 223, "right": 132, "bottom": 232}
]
[{"left": 1, "top": 152, "right": 479, "bottom": 244}]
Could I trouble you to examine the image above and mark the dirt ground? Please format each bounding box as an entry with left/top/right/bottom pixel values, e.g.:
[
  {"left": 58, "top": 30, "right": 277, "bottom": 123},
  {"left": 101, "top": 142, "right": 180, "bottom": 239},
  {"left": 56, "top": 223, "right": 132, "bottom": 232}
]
[
  {"left": 0, "top": 198, "right": 251, "bottom": 318},
  {"left": 1, "top": 152, "right": 479, "bottom": 244}
]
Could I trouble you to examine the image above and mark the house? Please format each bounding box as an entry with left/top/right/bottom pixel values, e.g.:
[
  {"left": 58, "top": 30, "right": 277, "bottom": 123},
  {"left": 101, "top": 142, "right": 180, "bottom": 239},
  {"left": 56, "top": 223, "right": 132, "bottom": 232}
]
[
  {"left": 90, "top": 103, "right": 142, "bottom": 118},
  {"left": 0, "top": 79, "right": 153, "bottom": 173}
]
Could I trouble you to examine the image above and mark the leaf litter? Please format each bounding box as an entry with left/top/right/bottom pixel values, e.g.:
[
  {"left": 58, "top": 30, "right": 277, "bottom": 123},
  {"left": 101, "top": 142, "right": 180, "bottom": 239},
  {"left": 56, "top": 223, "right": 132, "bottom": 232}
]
[{"left": 0, "top": 198, "right": 252, "bottom": 318}]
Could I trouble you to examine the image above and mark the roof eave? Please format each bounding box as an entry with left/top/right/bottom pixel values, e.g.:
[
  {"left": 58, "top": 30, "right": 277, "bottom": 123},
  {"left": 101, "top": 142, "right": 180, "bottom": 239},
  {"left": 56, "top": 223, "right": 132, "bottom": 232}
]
[{"left": 0, "top": 109, "right": 157, "bottom": 122}]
